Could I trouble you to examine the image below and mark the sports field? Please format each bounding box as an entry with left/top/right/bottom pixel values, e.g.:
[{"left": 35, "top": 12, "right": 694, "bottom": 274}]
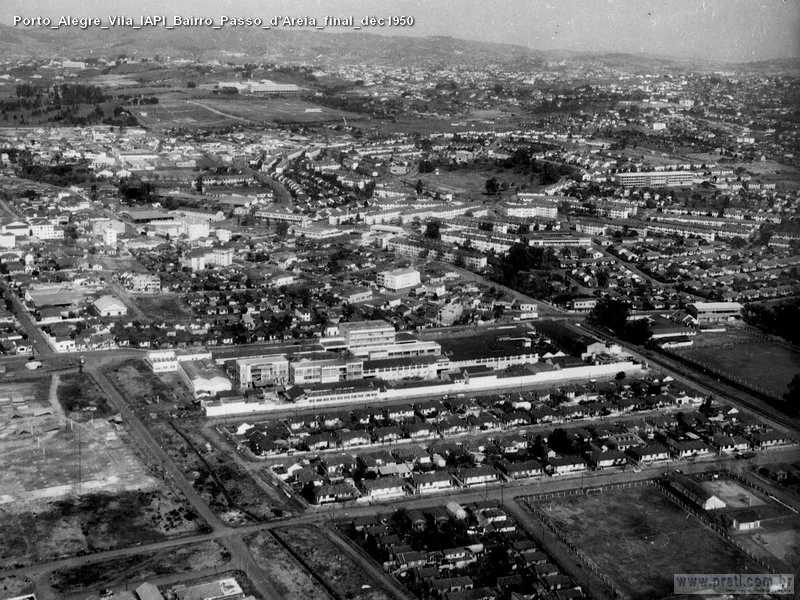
[
  {"left": 532, "top": 485, "right": 760, "bottom": 600},
  {"left": 673, "top": 328, "right": 800, "bottom": 400},
  {"left": 131, "top": 94, "right": 362, "bottom": 128}
]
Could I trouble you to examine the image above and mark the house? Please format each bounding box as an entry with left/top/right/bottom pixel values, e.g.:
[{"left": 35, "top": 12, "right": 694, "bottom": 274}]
[
  {"left": 751, "top": 429, "right": 793, "bottom": 449},
  {"left": 548, "top": 456, "right": 587, "bottom": 475},
  {"left": 498, "top": 459, "right": 545, "bottom": 480},
  {"left": 322, "top": 453, "right": 357, "bottom": 476},
  {"left": 458, "top": 466, "right": 498, "bottom": 487},
  {"left": 338, "top": 430, "right": 371, "bottom": 448},
  {"left": 587, "top": 449, "right": 628, "bottom": 469},
  {"left": 667, "top": 438, "right": 712, "bottom": 458},
  {"left": 412, "top": 471, "right": 453, "bottom": 494},
  {"left": 314, "top": 482, "right": 360, "bottom": 504},
  {"left": 629, "top": 443, "right": 670, "bottom": 463},
  {"left": 727, "top": 508, "right": 763, "bottom": 532},
  {"left": 361, "top": 476, "right": 407, "bottom": 501},
  {"left": 430, "top": 577, "right": 474, "bottom": 595},
  {"left": 712, "top": 434, "right": 749, "bottom": 454}
]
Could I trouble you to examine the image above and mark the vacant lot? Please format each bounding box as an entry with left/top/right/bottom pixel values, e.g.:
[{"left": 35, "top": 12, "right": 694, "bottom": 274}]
[
  {"left": 1, "top": 420, "right": 158, "bottom": 504},
  {"left": 531, "top": 485, "right": 760, "bottom": 600},
  {"left": 246, "top": 531, "right": 332, "bottom": 600},
  {"left": 274, "top": 526, "right": 391, "bottom": 600},
  {"left": 57, "top": 372, "right": 114, "bottom": 421},
  {"left": 673, "top": 329, "right": 800, "bottom": 400},
  {"left": 135, "top": 294, "right": 194, "bottom": 322},
  {"left": 49, "top": 540, "right": 229, "bottom": 594},
  {"left": 1, "top": 373, "right": 158, "bottom": 505},
  {"left": 107, "top": 359, "right": 194, "bottom": 415},
  {"left": 0, "top": 490, "right": 204, "bottom": 569}
]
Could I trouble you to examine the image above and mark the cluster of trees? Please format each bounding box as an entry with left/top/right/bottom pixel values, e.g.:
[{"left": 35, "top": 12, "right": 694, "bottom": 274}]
[
  {"left": 742, "top": 299, "right": 800, "bottom": 345},
  {"left": 491, "top": 243, "right": 561, "bottom": 299},
  {"left": 589, "top": 297, "right": 653, "bottom": 345},
  {"left": 498, "top": 148, "right": 574, "bottom": 185}
]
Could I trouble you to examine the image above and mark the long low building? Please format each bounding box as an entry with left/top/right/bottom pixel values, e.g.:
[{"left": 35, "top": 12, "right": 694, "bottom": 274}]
[
  {"left": 687, "top": 301, "right": 743, "bottom": 324},
  {"left": 201, "top": 359, "right": 643, "bottom": 416}
]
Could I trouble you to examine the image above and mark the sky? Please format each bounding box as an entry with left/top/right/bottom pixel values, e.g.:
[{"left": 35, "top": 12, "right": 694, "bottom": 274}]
[{"left": 2, "top": 0, "right": 799, "bottom": 62}]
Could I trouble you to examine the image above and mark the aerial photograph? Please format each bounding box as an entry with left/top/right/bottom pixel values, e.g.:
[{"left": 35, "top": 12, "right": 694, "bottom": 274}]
[{"left": 0, "top": 0, "right": 798, "bottom": 598}]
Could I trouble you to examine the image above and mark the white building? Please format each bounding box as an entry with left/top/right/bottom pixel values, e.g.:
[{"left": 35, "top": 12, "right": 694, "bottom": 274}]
[
  {"left": 338, "top": 320, "right": 396, "bottom": 349},
  {"left": 93, "top": 295, "right": 127, "bottom": 317},
  {"left": 178, "top": 359, "right": 233, "bottom": 397},
  {"left": 377, "top": 267, "right": 421, "bottom": 291}
]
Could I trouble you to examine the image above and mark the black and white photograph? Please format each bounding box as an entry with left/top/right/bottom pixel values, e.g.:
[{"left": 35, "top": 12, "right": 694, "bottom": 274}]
[{"left": 0, "top": 1, "right": 798, "bottom": 598}]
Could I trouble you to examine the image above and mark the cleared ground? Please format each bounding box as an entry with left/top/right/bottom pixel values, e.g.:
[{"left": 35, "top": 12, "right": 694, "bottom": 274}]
[
  {"left": 274, "top": 526, "right": 391, "bottom": 600},
  {"left": 49, "top": 540, "right": 229, "bottom": 595},
  {"left": 246, "top": 531, "right": 333, "bottom": 600},
  {"left": 135, "top": 294, "right": 195, "bottom": 322},
  {"left": 0, "top": 489, "right": 203, "bottom": 569},
  {"left": 1, "top": 374, "right": 156, "bottom": 505},
  {"left": 532, "top": 485, "right": 760, "bottom": 600},
  {"left": 674, "top": 328, "right": 800, "bottom": 399}
]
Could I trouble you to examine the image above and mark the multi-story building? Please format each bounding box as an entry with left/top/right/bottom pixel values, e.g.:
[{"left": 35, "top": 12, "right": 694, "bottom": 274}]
[
  {"left": 615, "top": 171, "right": 698, "bottom": 187},
  {"left": 377, "top": 267, "right": 421, "bottom": 291},
  {"left": 235, "top": 354, "right": 290, "bottom": 389},
  {"left": 338, "top": 320, "right": 396, "bottom": 349}
]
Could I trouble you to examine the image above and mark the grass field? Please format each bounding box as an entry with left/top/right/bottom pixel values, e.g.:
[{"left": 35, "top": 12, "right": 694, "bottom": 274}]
[
  {"left": 673, "top": 328, "right": 800, "bottom": 399},
  {"left": 49, "top": 540, "right": 229, "bottom": 594},
  {"left": 414, "top": 165, "right": 545, "bottom": 200},
  {"left": 135, "top": 294, "right": 194, "bottom": 322},
  {"left": 130, "top": 93, "right": 361, "bottom": 129},
  {"left": 532, "top": 485, "right": 760, "bottom": 600},
  {"left": 0, "top": 490, "right": 203, "bottom": 569},
  {"left": 246, "top": 531, "right": 333, "bottom": 600},
  {"left": 274, "top": 526, "right": 391, "bottom": 600}
]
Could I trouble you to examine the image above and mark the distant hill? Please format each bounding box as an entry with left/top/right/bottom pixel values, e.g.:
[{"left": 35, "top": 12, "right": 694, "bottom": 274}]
[{"left": 0, "top": 24, "right": 796, "bottom": 73}]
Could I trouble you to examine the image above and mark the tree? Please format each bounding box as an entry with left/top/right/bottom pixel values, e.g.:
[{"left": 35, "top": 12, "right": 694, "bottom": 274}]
[
  {"left": 415, "top": 179, "right": 424, "bottom": 195},
  {"left": 623, "top": 318, "right": 652, "bottom": 345},
  {"left": 424, "top": 221, "right": 441, "bottom": 240},
  {"left": 784, "top": 374, "right": 800, "bottom": 411},
  {"left": 485, "top": 176, "right": 500, "bottom": 195},
  {"left": 589, "top": 297, "right": 630, "bottom": 333}
]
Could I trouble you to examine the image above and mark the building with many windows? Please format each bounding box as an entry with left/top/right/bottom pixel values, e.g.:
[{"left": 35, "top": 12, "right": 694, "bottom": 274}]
[{"left": 377, "top": 267, "right": 421, "bottom": 291}]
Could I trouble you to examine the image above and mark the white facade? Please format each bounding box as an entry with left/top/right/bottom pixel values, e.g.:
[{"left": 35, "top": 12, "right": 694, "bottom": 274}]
[{"left": 377, "top": 267, "right": 421, "bottom": 291}]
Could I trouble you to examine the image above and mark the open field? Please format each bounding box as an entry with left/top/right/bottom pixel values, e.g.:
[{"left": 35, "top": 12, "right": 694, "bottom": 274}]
[
  {"left": 0, "top": 489, "right": 204, "bottom": 569},
  {"left": 189, "top": 96, "right": 362, "bottom": 124},
  {"left": 673, "top": 328, "right": 800, "bottom": 400},
  {"left": 49, "top": 540, "right": 229, "bottom": 595},
  {"left": 274, "top": 526, "right": 392, "bottom": 600},
  {"left": 107, "top": 359, "right": 195, "bottom": 415},
  {"left": 129, "top": 93, "right": 362, "bottom": 128},
  {"left": 0, "top": 420, "right": 158, "bottom": 504},
  {"left": 246, "top": 531, "right": 332, "bottom": 600},
  {"left": 135, "top": 294, "right": 195, "bottom": 322},
  {"left": 530, "top": 485, "right": 760, "bottom": 600},
  {"left": 0, "top": 373, "right": 159, "bottom": 505},
  {"left": 57, "top": 372, "right": 115, "bottom": 421},
  {"left": 412, "top": 165, "right": 545, "bottom": 199}
]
